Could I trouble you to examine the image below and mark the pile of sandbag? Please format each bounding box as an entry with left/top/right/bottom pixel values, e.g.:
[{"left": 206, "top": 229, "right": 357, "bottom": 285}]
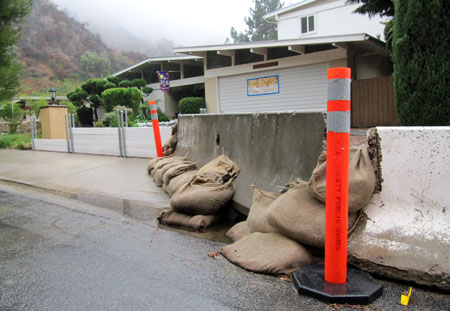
[
  {"left": 163, "top": 123, "right": 178, "bottom": 156},
  {"left": 220, "top": 146, "right": 375, "bottom": 276},
  {"left": 147, "top": 154, "right": 240, "bottom": 232}
]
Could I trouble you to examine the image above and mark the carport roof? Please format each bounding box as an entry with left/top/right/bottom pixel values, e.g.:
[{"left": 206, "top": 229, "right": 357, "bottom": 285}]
[
  {"left": 112, "top": 55, "right": 203, "bottom": 77},
  {"left": 173, "top": 33, "right": 385, "bottom": 56}
]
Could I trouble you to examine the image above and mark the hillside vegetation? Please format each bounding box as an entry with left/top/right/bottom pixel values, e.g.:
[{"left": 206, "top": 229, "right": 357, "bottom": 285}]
[{"left": 17, "top": 0, "right": 148, "bottom": 96}]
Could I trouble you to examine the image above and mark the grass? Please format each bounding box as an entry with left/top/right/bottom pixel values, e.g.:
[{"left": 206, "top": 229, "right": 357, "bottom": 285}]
[{"left": 0, "top": 133, "right": 32, "bottom": 150}]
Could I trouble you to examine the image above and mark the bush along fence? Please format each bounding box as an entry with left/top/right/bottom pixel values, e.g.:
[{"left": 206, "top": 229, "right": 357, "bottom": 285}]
[{"left": 30, "top": 111, "right": 171, "bottom": 158}]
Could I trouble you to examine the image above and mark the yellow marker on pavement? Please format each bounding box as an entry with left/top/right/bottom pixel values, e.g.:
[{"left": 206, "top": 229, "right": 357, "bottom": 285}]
[{"left": 401, "top": 287, "right": 412, "bottom": 306}]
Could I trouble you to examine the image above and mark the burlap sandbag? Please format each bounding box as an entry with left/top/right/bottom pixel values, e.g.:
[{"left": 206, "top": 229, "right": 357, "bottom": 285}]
[
  {"left": 170, "top": 176, "right": 234, "bottom": 215},
  {"left": 153, "top": 161, "right": 184, "bottom": 187},
  {"left": 157, "top": 209, "right": 218, "bottom": 231},
  {"left": 307, "top": 146, "right": 376, "bottom": 213},
  {"left": 221, "top": 232, "right": 314, "bottom": 276},
  {"left": 163, "top": 170, "right": 198, "bottom": 197},
  {"left": 267, "top": 181, "right": 358, "bottom": 248},
  {"left": 147, "top": 157, "right": 164, "bottom": 175},
  {"left": 247, "top": 186, "right": 281, "bottom": 233},
  {"left": 162, "top": 162, "right": 197, "bottom": 187},
  {"left": 151, "top": 156, "right": 185, "bottom": 177},
  {"left": 197, "top": 155, "right": 240, "bottom": 182},
  {"left": 171, "top": 122, "right": 178, "bottom": 135},
  {"left": 225, "top": 221, "right": 251, "bottom": 242}
]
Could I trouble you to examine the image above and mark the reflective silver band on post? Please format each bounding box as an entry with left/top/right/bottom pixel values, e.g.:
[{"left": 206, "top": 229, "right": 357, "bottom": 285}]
[
  {"left": 327, "top": 110, "right": 351, "bottom": 133},
  {"left": 151, "top": 112, "right": 158, "bottom": 120},
  {"left": 327, "top": 78, "right": 351, "bottom": 101},
  {"left": 150, "top": 103, "right": 157, "bottom": 111}
]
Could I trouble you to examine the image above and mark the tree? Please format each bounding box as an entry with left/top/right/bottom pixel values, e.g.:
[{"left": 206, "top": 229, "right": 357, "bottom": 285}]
[
  {"left": 0, "top": 0, "right": 33, "bottom": 101},
  {"left": 346, "top": 0, "right": 394, "bottom": 17},
  {"left": 229, "top": 0, "right": 283, "bottom": 43},
  {"left": 80, "top": 51, "right": 111, "bottom": 77},
  {"left": 346, "top": 1, "right": 394, "bottom": 51},
  {"left": 101, "top": 88, "right": 141, "bottom": 113},
  {"left": 392, "top": 0, "right": 450, "bottom": 125}
]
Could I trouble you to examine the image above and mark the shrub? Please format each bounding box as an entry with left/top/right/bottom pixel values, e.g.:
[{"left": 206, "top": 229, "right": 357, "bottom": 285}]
[
  {"left": 67, "top": 88, "right": 88, "bottom": 106},
  {"left": 101, "top": 87, "right": 141, "bottom": 113},
  {"left": 76, "top": 106, "right": 93, "bottom": 127},
  {"left": 106, "top": 76, "right": 118, "bottom": 86},
  {"left": 94, "top": 121, "right": 104, "bottom": 127},
  {"left": 118, "top": 80, "right": 132, "bottom": 88},
  {"left": 27, "top": 99, "right": 48, "bottom": 118},
  {"left": 0, "top": 101, "right": 25, "bottom": 121},
  {"left": 102, "top": 112, "right": 118, "bottom": 127},
  {"left": 158, "top": 108, "right": 170, "bottom": 121},
  {"left": 0, "top": 134, "right": 31, "bottom": 149},
  {"left": 179, "top": 97, "right": 205, "bottom": 114},
  {"left": 60, "top": 101, "right": 77, "bottom": 114},
  {"left": 142, "top": 86, "right": 153, "bottom": 96},
  {"left": 393, "top": 1, "right": 450, "bottom": 125}
]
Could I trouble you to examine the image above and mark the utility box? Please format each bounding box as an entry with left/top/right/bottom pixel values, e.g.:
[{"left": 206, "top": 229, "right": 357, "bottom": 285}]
[{"left": 40, "top": 106, "right": 68, "bottom": 139}]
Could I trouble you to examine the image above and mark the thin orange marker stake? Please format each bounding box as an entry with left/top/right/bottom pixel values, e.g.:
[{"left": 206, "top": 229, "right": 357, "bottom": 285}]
[
  {"left": 149, "top": 100, "right": 163, "bottom": 157},
  {"left": 324, "top": 67, "right": 351, "bottom": 284}
]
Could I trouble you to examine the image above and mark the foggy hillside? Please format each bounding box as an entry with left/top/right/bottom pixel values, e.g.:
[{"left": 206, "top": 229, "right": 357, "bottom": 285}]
[
  {"left": 17, "top": 0, "right": 150, "bottom": 95},
  {"left": 51, "top": 0, "right": 174, "bottom": 56}
]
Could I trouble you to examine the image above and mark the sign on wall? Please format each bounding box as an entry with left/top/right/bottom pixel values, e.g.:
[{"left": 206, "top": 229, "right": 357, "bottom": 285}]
[{"left": 247, "top": 75, "right": 280, "bottom": 96}]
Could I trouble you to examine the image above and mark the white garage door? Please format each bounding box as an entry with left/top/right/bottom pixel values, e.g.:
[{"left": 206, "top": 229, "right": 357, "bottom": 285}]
[{"left": 218, "top": 62, "right": 328, "bottom": 113}]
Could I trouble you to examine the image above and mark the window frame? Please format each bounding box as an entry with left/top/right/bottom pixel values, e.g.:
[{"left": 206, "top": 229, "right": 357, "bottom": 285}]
[{"left": 300, "top": 14, "right": 316, "bottom": 36}]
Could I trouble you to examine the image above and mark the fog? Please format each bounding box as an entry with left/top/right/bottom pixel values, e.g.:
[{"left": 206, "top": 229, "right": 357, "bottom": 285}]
[{"left": 51, "top": 0, "right": 261, "bottom": 47}]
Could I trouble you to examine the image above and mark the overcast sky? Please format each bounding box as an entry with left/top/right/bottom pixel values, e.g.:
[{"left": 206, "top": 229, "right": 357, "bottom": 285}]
[{"left": 51, "top": 0, "right": 295, "bottom": 47}]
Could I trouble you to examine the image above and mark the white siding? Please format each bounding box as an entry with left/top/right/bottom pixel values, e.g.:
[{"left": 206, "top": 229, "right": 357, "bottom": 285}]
[
  {"left": 218, "top": 63, "right": 328, "bottom": 113},
  {"left": 277, "top": 0, "right": 385, "bottom": 40}
]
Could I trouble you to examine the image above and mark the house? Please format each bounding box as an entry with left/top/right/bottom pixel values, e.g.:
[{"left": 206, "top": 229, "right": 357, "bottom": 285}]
[
  {"left": 113, "top": 55, "right": 204, "bottom": 118},
  {"left": 172, "top": 0, "right": 398, "bottom": 127}
]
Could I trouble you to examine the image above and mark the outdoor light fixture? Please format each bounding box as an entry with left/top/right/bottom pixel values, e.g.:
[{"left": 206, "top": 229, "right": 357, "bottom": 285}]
[{"left": 49, "top": 87, "right": 56, "bottom": 105}]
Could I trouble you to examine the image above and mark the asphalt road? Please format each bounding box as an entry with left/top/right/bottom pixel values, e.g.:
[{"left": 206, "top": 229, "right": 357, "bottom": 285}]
[{"left": 0, "top": 183, "right": 448, "bottom": 311}]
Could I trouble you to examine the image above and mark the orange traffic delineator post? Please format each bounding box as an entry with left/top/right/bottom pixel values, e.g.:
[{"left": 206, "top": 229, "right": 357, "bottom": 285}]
[
  {"left": 149, "top": 100, "right": 163, "bottom": 157},
  {"left": 292, "top": 68, "right": 382, "bottom": 305},
  {"left": 324, "top": 67, "right": 352, "bottom": 284}
]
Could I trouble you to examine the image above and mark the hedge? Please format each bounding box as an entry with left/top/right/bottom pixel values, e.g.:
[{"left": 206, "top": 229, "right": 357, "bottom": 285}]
[
  {"left": 179, "top": 97, "right": 205, "bottom": 114},
  {"left": 101, "top": 87, "right": 141, "bottom": 113}
]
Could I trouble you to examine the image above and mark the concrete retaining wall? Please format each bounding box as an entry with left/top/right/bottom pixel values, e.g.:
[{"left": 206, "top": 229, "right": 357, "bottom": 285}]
[
  {"left": 348, "top": 127, "right": 450, "bottom": 290},
  {"left": 175, "top": 112, "right": 326, "bottom": 214}
]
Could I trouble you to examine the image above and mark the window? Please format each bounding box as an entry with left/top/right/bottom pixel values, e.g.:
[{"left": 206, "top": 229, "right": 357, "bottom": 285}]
[{"left": 301, "top": 15, "right": 315, "bottom": 34}]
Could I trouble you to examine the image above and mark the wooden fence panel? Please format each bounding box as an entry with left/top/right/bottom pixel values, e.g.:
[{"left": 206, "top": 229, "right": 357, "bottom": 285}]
[{"left": 352, "top": 76, "right": 399, "bottom": 128}]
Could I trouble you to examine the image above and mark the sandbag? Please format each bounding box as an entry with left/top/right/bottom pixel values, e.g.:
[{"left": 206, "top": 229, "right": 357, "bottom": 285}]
[
  {"left": 162, "top": 162, "right": 197, "bottom": 187},
  {"left": 307, "top": 146, "right": 376, "bottom": 213},
  {"left": 171, "top": 122, "right": 178, "bottom": 135},
  {"left": 151, "top": 156, "right": 185, "bottom": 177},
  {"left": 157, "top": 209, "right": 218, "bottom": 231},
  {"left": 167, "top": 134, "right": 177, "bottom": 149},
  {"left": 221, "top": 232, "right": 314, "bottom": 276},
  {"left": 153, "top": 161, "right": 184, "bottom": 187},
  {"left": 147, "top": 157, "right": 164, "bottom": 175},
  {"left": 197, "top": 155, "right": 240, "bottom": 183},
  {"left": 163, "top": 170, "right": 197, "bottom": 196},
  {"left": 225, "top": 221, "right": 251, "bottom": 242},
  {"left": 170, "top": 176, "right": 234, "bottom": 215},
  {"left": 246, "top": 186, "right": 280, "bottom": 233},
  {"left": 267, "top": 181, "right": 358, "bottom": 248}
]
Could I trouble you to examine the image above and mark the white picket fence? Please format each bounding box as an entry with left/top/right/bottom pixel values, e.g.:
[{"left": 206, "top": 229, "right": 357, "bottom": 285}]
[{"left": 33, "top": 126, "right": 172, "bottom": 158}]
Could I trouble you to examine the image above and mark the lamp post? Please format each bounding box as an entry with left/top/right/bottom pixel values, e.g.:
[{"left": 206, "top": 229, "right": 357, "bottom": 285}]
[{"left": 49, "top": 87, "right": 56, "bottom": 105}]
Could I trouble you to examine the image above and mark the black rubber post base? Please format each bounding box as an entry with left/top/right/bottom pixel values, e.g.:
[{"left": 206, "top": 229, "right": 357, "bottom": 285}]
[{"left": 293, "top": 265, "right": 383, "bottom": 305}]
